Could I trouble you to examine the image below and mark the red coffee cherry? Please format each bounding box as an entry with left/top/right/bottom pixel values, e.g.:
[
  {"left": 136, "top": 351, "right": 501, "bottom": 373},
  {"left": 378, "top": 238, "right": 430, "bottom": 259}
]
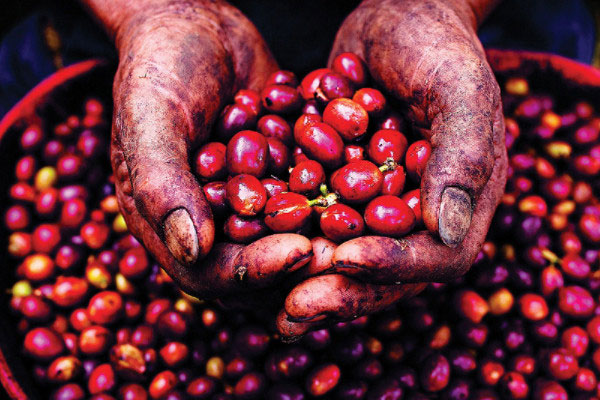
[
  {"left": 353, "top": 88, "right": 386, "bottom": 117},
  {"left": 344, "top": 145, "right": 365, "bottom": 163},
  {"left": 194, "top": 142, "right": 227, "bottom": 181},
  {"left": 52, "top": 277, "right": 89, "bottom": 308},
  {"left": 216, "top": 103, "right": 257, "bottom": 141},
  {"left": 261, "top": 84, "right": 302, "bottom": 114},
  {"left": 234, "top": 89, "right": 262, "bottom": 116},
  {"left": 317, "top": 72, "right": 354, "bottom": 101},
  {"left": 32, "top": 223, "right": 61, "bottom": 253},
  {"left": 88, "top": 363, "right": 116, "bottom": 395},
  {"left": 87, "top": 291, "right": 123, "bottom": 325},
  {"left": 332, "top": 160, "right": 383, "bottom": 204},
  {"left": 368, "top": 129, "right": 409, "bottom": 165},
  {"left": 320, "top": 203, "right": 365, "bottom": 242},
  {"left": 546, "top": 348, "right": 579, "bottom": 380},
  {"left": 299, "top": 68, "right": 330, "bottom": 100},
  {"left": 382, "top": 167, "right": 406, "bottom": 196},
  {"left": 224, "top": 214, "right": 268, "bottom": 244},
  {"left": 289, "top": 160, "right": 326, "bottom": 197},
  {"left": 306, "top": 364, "right": 341, "bottom": 397},
  {"left": 294, "top": 122, "right": 344, "bottom": 169},
  {"left": 406, "top": 140, "right": 432, "bottom": 181},
  {"left": 332, "top": 52, "right": 367, "bottom": 87},
  {"left": 203, "top": 181, "right": 227, "bottom": 215},
  {"left": 258, "top": 114, "right": 293, "bottom": 145},
  {"left": 264, "top": 192, "right": 314, "bottom": 232},
  {"left": 265, "top": 70, "right": 299, "bottom": 87},
  {"left": 323, "top": 98, "right": 369, "bottom": 141},
  {"left": 364, "top": 195, "right": 416, "bottom": 237},
  {"left": 261, "top": 178, "right": 288, "bottom": 198},
  {"left": 15, "top": 155, "right": 36, "bottom": 181},
  {"left": 225, "top": 174, "right": 267, "bottom": 216},
  {"left": 267, "top": 137, "right": 291, "bottom": 175},
  {"left": 420, "top": 353, "right": 450, "bottom": 392},
  {"left": 36, "top": 188, "right": 60, "bottom": 217},
  {"left": 24, "top": 327, "right": 65, "bottom": 361},
  {"left": 5, "top": 204, "right": 30, "bottom": 231},
  {"left": 226, "top": 130, "right": 269, "bottom": 177}
]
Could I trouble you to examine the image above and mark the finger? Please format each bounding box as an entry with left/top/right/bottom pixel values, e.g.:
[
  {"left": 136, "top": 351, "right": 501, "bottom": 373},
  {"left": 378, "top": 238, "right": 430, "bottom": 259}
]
[
  {"left": 297, "top": 237, "right": 337, "bottom": 279},
  {"left": 112, "top": 30, "right": 237, "bottom": 265},
  {"left": 278, "top": 275, "right": 426, "bottom": 338},
  {"left": 420, "top": 64, "right": 501, "bottom": 247},
  {"left": 330, "top": 124, "right": 507, "bottom": 284},
  {"left": 115, "top": 178, "right": 312, "bottom": 298}
]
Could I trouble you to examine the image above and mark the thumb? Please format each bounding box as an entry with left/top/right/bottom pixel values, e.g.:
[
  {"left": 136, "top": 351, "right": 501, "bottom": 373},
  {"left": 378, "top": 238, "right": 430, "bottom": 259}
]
[
  {"left": 113, "top": 86, "right": 216, "bottom": 265},
  {"left": 420, "top": 62, "right": 501, "bottom": 247}
]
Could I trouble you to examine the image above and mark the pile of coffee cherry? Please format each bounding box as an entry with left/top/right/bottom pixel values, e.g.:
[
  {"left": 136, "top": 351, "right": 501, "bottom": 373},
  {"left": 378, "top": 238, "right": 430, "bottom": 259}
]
[
  {"left": 197, "top": 53, "right": 428, "bottom": 244},
  {"left": 4, "top": 53, "right": 600, "bottom": 399}
]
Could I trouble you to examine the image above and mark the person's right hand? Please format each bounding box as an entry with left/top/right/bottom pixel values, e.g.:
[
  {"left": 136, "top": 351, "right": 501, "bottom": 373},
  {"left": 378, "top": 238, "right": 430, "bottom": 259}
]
[{"left": 83, "top": 0, "right": 313, "bottom": 298}]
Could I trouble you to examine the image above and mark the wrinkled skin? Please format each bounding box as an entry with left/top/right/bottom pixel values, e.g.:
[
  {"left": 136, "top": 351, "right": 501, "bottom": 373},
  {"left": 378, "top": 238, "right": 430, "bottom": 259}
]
[
  {"left": 278, "top": 0, "right": 507, "bottom": 337},
  {"left": 83, "top": 0, "right": 506, "bottom": 336},
  {"left": 83, "top": 0, "right": 312, "bottom": 298}
]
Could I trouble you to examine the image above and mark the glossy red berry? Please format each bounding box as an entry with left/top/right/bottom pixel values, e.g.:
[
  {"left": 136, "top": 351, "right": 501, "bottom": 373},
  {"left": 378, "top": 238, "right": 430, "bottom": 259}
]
[
  {"left": 332, "top": 53, "right": 367, "bottom": 87},
  {"left": 264, "top": 192, "right": 313, "bottom": 232},
  {"left": 225, "top": 174, "right": 267, "bottom": 216},
  {"left": 364, "top": 195, "right": 416, "bottom": 237},
  {"left": 226, "top": 130, "right": 269, "bottom": 177},
  {"left": 194, "top": 142, "right": 227, "bottom": 181},
  {"left": 320, "top": 203, "right": 364, "bottom": 242},
  {"left": 294, "top": 122, "right": 344, "bottom": 169},
  {"left": 406, "top": 140, "right": 432, "bottom": 181},
  {"left": 323, "top": 98, "right": 369, "bottom": 141},
  {"left": 332, "top": 160, "right": 383, "bottom": 203},
  {"left": 289, "top": 160, "right": 326, "bottom": 197}
]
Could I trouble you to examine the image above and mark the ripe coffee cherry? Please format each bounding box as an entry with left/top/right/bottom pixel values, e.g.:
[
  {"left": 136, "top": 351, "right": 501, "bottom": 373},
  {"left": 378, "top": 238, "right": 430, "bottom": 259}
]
[
  {"left": 306, "top": 364, "right": 341, "bottom": 397},
  {"left": 318, "top": 72, "right": 354, "bottom": 100},
  {"left": 24, "top": 327, "right": 65, "bottom": 361},
  {"left": 344, "top": 145, "right": 365, "bottom": 163},
  {"left": 406, "top": 140, "right": 432, "bottom": 181},
  {"left": 87, "top": 291, "right": 123, "bottom": 325},
  {"left": 264, "top": 192, "right": 314, "bottom": 232},
  {"left": 289, "top": 160, "right": 326, "bottom": 197},
  {"left": 32, "top": 223, "right": 61, "bottom": 253},
  {"left": 226, "top": 130, "right": 269, "bottom": 177},
  {"left": 262, "top": 84, "right": 302, "bottom": 114},
  {"left": 224, "top": 214, "right": 268, "bottom": 244},
  {"left": 194, "top": 142, "right": 227, "bottom": 180},
  {"left": 401, "top": 189, "right": 422, "bottom": 224},
  {"left": 217, "top": 103, "right": 257, "bottom": 140},
  {"left": 234, "top": 89, "right": 262, "bottom": 115},
  {"left": 203, "top": 182, "right": 227, "bottom": 215},
  {"left": 265, "top": 70, "right": 299, "bottom": 87},
  {"left": 332, "top": 52, "right": 367, "bottom": 87},
  {"left": 5, "top": 204, "right": 30, "bottom": 230},
  {"left": 36, "top": 188, "right": 60, "bottom": 217},
  {"left": 258, "top": 114, "right": 293, "bottom": 145},
  {"left": 353, "top": 88, "right": 386, "bottom": 117},
  {"left": 332, "top": 160, "right": 383, "bottom": 203},
  {"left": 320, "top": 203, "right": 365, "bottom": 242},
  {"left": 299, "top": 68, "right": 330, "bottom": 100},
  {"left": 382, "top": 167, "right": 406, "bottom": 196},
  {"left": 20, "top": 125, "right": 44, "bottom": 151},
  {"left": 368, "top": 129, "right": 408, "bottom": 165},
  {"left": 56, "top": 154, "right": 84, "bottom": 180},
  {"left": 323, "top": 98, "right": 369, "bottom": 141},
  {"left": 15, "top": 155, "right": 36, "bottom": 181},
  {"left": 294, "top": 113, "right": 322, "bottom": 140},
  {"left": 267, "top": 137, "right": 291, "bottom": 175},
  {"left": 294, "top": 122, "right": 344, "bottom": 169},
  {"left": 364, "top": 195, "right": 416, "bottom": 237},
  {"left": 261, "top": 178, "right": 288, "bottom": 198},
  {"left": 225, "top": 174, "right": 267, "bottom": 216}
]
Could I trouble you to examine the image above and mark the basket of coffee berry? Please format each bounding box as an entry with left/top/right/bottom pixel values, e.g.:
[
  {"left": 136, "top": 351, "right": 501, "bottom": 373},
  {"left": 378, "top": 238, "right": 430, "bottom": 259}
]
[{"left": 1, "top": 49, "right": 600, "bottom": 399}]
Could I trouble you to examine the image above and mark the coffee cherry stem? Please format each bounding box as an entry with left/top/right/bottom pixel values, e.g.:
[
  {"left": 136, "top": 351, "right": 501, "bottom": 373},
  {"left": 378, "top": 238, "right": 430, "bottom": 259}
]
[
  {"left": 379, "top": 157, "right": 398, "bottom": 173},
  {"left": 541, "top": 248, "right": 561, "bottom": 265},
  {"left": 320, "top": 183, "right": 329, "bottom": 197}
]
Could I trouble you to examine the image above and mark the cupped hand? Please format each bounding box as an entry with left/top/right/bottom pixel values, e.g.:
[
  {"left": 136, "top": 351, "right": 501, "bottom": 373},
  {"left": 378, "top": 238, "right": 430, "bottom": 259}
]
[
  {"left": 84, "top": 0, "right": 313, "bottom": 298},
  {"left": 278, "top": 0, "right": 507, "bottom": 337}
]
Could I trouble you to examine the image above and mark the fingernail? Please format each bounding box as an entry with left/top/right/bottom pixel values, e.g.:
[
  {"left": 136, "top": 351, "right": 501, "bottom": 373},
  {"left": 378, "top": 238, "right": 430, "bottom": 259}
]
[
  {"left": 164, "top": 208, "right": 199, "bottom": 265},
  {"left": 439, "top": 187, "right": 472, "bottom": 248}
]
